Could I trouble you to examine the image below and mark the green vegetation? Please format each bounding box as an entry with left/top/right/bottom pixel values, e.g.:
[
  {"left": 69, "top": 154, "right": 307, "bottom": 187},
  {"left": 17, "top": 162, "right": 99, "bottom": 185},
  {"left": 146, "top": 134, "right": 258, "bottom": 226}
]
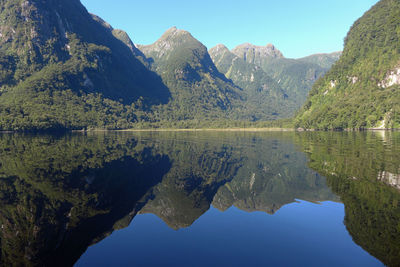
[
  {"left": 137, "top": 27, "right": 244, "bottom": 121},
  {"left": 125, "top": 118, "right": 294, "bottom": 130},
  {"left": 0, "top": 37, "right": 140, "bottom": 131},
  {"left": 295, "top": 0, "right": 400, "bottom": 129},
  {"left": 298, "top": 52, "right": 342, "bottom": 69},
  {"left": 0, "top": 0, "right": 339, "bottom": 131},
  {"left": 0, "top": 0, "right": 169, "bottom": 131}
]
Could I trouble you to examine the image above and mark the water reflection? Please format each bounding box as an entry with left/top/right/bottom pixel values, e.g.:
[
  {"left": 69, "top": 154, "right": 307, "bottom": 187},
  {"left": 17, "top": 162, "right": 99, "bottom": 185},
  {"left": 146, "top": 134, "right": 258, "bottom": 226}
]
[
  {"left": 295, "top": 131, "right": 400, "bottom": 266},
  {"left": 0, "top": 133, "right": 171, "bottom": 266},
  {"left": 0, "top": 131, "right": 398, "bottom": 266}
]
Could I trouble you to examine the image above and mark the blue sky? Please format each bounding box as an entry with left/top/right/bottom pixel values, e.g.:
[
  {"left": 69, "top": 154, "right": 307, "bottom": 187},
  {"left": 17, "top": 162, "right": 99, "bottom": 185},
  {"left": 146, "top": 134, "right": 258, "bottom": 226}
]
[{"left": 81, "top": 0, "right": 379, "bottom": 58}]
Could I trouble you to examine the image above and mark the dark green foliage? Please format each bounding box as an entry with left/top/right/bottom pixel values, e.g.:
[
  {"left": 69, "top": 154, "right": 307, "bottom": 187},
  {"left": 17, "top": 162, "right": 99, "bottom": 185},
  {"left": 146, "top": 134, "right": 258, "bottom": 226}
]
[
  {"left": 0, "top": 0, "right": 171, "bottom": 131},
  {"left": 0, "top": 38, "right": 141, "bottom": 131},
  {"left": 0, "top": 51, "right": 16, "bottom": 85},
  {"left": 296, "top": 0, "right": 400, "bottom": 129}
]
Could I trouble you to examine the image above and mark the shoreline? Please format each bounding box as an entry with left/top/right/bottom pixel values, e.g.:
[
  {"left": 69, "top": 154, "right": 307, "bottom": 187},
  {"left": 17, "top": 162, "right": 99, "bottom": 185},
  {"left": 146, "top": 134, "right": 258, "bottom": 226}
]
[
  {"left": 1, "top": 128, "right": 399, "bottom": 134},
  {"left": 118, "top": 128, "right": 295, "bottom": 132}
]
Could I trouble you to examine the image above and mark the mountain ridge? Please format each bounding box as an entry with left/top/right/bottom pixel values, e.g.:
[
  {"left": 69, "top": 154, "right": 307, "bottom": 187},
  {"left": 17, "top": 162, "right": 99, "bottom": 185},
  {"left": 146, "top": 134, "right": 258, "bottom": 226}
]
[
  {"left": 136, "top": 26, "right": 244, "bottom": 122},
  {"left": 0, "top": 0, "right": 350, "bottom": 131},
  {"left": 209, "top": 41, "right": 340, "bottom": 118}
]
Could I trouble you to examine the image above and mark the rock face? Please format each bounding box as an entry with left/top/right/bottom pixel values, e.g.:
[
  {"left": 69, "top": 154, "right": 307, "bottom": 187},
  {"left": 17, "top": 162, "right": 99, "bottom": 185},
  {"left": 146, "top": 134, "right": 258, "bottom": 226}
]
[
  {"left": 379, "top": 67, "right": 400, "bottom": 88},
  {"left": 295, "top": 0, "right": 400, "bottom": 129},
  {"left": 231, "top": 43, "right": 284, "bottom": 66},
  {"left": 378, "top": 171, "right": 400, "bottom": 190}
]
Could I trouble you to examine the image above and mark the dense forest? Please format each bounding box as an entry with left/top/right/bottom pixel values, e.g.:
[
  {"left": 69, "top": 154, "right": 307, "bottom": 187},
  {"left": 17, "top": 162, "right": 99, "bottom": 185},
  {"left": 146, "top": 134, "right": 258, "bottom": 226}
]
[{"left": 295, "top": 0, "right": 400, "bottom": 129}]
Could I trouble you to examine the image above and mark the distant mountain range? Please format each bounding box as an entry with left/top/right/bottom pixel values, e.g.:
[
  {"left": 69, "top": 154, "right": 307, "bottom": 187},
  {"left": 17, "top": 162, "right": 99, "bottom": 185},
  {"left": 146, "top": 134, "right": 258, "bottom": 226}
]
[
  {"left": 0, "top": 0, "right": 340, "bottom": 131},
  {"left": 209, "top": 43, "right": 340, "bottom": 119},
  {"left": 1, "top": 0, "right": 397, "bottom": 131}
]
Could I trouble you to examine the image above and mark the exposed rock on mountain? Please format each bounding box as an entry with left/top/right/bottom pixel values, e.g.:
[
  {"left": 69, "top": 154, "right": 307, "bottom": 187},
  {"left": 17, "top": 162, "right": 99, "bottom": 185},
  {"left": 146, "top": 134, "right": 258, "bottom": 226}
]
[{"left": 209, "top": 44, "right": 295, "bottom": 119}]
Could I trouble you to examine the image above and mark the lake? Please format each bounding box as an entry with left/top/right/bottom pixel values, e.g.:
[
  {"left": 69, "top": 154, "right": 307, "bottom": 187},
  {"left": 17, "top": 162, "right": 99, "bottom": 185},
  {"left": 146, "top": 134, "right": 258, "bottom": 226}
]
[{"left": 0, "top": 131, "right": 398, "bottom": 266}]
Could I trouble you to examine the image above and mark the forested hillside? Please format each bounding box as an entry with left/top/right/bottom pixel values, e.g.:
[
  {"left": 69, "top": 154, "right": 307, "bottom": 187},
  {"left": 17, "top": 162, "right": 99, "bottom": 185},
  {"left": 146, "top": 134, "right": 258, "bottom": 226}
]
[
  {"left": 0, "top": 0, "right": 169, "bottom": 131},
  {"left": 295, "top": 0, "right": 400, "bottom": 129}
]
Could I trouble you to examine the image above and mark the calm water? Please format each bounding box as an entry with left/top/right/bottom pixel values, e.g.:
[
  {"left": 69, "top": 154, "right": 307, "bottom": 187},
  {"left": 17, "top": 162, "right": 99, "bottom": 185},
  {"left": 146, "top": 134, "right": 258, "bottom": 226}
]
[{"left": 0, "top": 131, "right": 399, "bottom": 266}]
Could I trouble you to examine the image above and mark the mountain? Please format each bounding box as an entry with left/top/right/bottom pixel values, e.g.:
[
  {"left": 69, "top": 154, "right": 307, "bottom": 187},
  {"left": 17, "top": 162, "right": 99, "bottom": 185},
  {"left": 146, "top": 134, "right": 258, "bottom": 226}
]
[
  {"left": 209, "top": 44, "right": 296, "bottom": 120},
  {"left": 0, "top": 0, "right": 169, "bottom": 131},
  {"left": 137, "top": 27, "right": 243, "bottom": 121},
  {"left": 295, "top": 0, "right": 400, "bottom": 129},
  {"left": 138, "top": 27, "right": 313, "bottom": 122},
  {"left": 211, "top": 43, "right": 340, "bottom": 117},
  {"left": 233, "top": 44, "right": 340, "bottom": 108},
  {"left": 0, "top": 0, "right": 343, "bottom": 131}
]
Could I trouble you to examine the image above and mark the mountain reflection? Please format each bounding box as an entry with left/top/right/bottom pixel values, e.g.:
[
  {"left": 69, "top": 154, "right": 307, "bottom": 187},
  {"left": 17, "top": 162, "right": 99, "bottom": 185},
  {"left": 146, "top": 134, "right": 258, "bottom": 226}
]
[
  {"left": 0, "top": 133, "right": 171, "bottom": 267},
  {"left": 0, "top": 132, "right": 399, "bottom": 266}
]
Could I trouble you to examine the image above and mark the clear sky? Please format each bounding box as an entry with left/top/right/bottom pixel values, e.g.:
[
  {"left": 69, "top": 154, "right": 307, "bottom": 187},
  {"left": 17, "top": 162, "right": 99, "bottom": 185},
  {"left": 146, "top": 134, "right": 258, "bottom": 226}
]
[{"left": 80, "top": 0, "right": 379, "bottom": 59}]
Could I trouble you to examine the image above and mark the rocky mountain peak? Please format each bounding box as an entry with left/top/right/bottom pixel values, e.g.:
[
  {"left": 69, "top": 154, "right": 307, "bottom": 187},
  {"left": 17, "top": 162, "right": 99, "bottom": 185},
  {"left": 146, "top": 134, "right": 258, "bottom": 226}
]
[
  {"left": 208, "top": 44, "right": 230, "bottom": 57},
  {"left": 160, "top": 26, "right": 191, "bottom": 40},
  {"left": 232, "top": 42, "right": 284, "bottom": 61},
  {"left": 137, "top": 26, "right": 205, "bottom": 62}
]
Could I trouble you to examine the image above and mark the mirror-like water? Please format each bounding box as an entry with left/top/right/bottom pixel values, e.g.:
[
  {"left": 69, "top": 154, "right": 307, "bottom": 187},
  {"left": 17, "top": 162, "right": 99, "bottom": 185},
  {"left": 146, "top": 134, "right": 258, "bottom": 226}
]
[{"left": 0, "top": 131, "right": 398, "bottom": 266}]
